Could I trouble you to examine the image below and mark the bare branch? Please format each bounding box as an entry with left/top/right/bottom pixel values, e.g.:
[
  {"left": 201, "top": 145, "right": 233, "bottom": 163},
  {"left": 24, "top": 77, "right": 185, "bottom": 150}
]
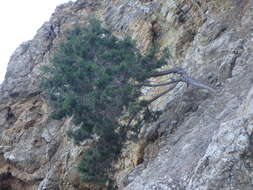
[
  {"left": 149, "top": 67, "right": 216, "bottom": 93},
  {"left": 180, "top": 74, "right": 216, "bottom": 93},
  {"left": 149, "top": 67, "right": 185, "bottom": 77},
  {"left": 137, "top": 79, "right": 181, "bottom": 87},
  {"left": 125, "top": 67, "right": 216, "bottom": 128}
]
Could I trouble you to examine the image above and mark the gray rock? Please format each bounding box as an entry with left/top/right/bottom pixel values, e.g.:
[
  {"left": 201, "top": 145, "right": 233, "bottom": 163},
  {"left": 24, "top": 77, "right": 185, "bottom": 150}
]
[{"left": 1, "top": 0, "right": 253, "bottom": 190}]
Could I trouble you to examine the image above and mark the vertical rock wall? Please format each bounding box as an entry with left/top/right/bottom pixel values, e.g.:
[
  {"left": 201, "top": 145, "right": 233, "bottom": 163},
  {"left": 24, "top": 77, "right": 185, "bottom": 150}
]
[{"left": 0, "top": 0, "right": 253, "bottom": 189}]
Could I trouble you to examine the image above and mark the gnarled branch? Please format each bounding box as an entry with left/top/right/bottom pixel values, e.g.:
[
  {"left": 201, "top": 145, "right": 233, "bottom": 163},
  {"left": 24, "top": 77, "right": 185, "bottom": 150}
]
[
  {"left": 136, "top": 78, "right": 181, "bottom": 88},
  {"left": 149, "top": 67, "right": 185, "bottom": 77},
  {"left": 144, "top": 67, "right": 216, "bottom": 104},
  {"left": 180, "top": 74, "right": 216, "bottom": 93},
  {"left": 127, "top": 68, "right": 216, "bottom": 128}
]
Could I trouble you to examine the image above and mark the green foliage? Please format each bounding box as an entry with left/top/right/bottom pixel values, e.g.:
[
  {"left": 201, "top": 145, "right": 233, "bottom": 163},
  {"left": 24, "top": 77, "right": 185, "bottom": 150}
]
[
  {"left": 40, "top": 18, "right": 169, "bottom": 187},
  {"left": 79, "top": 132, "right": 120, "bottom": 183}
]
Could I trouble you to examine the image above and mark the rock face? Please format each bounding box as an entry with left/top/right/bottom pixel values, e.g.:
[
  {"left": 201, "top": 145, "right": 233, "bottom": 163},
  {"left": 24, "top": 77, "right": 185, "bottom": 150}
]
[{"left": 1, "top": 0, "right": 253, "bottom": 189}]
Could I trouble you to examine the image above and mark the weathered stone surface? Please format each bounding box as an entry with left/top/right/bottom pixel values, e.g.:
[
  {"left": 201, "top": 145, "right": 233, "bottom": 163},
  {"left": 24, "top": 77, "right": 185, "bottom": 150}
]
[
  {"left": 120, "top": 1, "right": 253, "bottom": 190},
  {"left": 1, "top": 0, "right": 253, "bottom": 189}
]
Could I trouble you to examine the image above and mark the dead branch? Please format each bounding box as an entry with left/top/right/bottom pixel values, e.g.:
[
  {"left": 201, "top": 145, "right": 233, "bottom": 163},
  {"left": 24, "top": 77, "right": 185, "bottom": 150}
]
[
  {"left": 137, "top": 79, "right": 181, "bottom": 87},
  {"left": 149, "top": 67, "right": 215, "bottom": 92},
  {"left": 144, "top": 67, "right": 216, "bottom": 104},
  {"left": 126, "top": 68, "right": 215, "bottom": 128},
  {"left": 149, "top": 67, "right": 185, "bottom": 77},
  {"left": 180, "top": 74, "right": 216, "bottom": 93}
]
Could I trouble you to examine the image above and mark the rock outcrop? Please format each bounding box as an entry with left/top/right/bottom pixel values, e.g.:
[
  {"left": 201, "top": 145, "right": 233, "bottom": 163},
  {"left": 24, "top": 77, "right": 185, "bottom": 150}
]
[{"left": 1, "top": 0, "right": 253, "bottom": 189}]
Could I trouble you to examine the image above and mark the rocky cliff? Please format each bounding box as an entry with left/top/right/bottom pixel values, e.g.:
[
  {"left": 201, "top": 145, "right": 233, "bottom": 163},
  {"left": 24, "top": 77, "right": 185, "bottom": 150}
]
[{"left": 1, "top": 0, "right": 253, "bottom": 189}]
